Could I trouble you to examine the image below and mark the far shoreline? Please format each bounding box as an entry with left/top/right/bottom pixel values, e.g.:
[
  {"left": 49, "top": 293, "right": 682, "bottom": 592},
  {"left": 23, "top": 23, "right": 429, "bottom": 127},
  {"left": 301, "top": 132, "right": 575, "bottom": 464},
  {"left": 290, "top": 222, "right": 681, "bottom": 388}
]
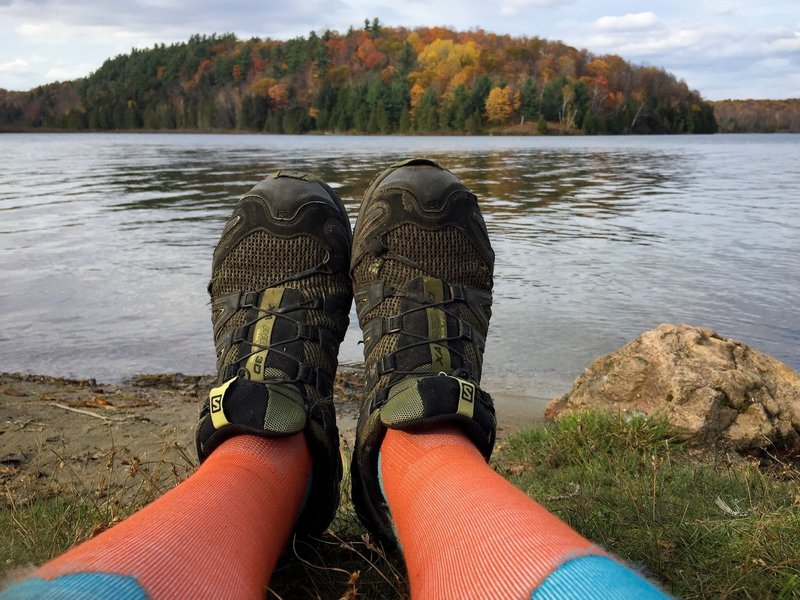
[{"left": 3, "top": 126, "right": 795, "bottom": 136}]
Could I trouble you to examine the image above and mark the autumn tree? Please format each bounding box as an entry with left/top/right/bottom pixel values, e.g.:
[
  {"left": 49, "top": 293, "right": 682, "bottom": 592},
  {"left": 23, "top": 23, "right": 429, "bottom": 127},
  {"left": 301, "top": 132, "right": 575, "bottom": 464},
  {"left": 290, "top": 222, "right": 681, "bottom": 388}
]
[
  {"left": 413, "top": 38, "right": 480, "bottom": 94},
  {"left": 485, "top": 86, "right": 514, "bottom": 124},
  {"left": 0, "top": 24, "right": 720, "bottom": 135},
  {"left": 268, "top": 83, "right": 289, "bottom": 110}
]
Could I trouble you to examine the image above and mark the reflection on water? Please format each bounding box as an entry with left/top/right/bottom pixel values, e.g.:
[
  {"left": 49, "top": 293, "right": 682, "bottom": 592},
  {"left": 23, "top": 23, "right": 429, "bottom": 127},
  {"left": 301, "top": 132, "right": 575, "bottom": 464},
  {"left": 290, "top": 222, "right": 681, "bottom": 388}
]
[{"left": 1, "top": 133, "right": 798, "bottom": 407}]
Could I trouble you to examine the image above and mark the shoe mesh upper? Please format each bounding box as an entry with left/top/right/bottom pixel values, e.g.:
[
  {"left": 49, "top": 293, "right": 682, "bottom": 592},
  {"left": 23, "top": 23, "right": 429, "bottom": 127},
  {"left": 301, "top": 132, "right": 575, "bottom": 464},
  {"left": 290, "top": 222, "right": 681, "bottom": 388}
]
[
  {"left": 211, "top": 230, "right": 351, "bottom": 378},
  {"left": 384, "top": 224, "right": 491, "bottom": 289},
  {"left": 265, "top": 367, "right": 305, "bottom": 431},
  {"left": 353, "top": 223, "right": 492, "bottom": 394},
  {"left": 211, "top": 231, "right": 326, "bottom": 296},
  {"left": 349, "top": 160, "right": 497, "bottom": 548}
]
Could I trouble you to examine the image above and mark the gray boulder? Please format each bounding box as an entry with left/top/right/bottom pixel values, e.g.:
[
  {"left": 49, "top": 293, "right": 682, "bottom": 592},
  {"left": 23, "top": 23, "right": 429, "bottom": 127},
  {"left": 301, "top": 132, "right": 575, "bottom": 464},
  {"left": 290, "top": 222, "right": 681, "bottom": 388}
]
[{"left": 545, "top": 324, "right": 800, "bottom": 451}]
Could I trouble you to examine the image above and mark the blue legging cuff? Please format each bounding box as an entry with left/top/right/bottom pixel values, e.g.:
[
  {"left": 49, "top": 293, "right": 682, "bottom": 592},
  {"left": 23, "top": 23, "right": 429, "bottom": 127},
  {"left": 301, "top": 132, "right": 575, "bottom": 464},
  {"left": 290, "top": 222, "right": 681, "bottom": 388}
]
[
  {"left": 533, "top": 555, "right": 670, "bottom": 599},
  {"left": 1, "top": 573, "right": 146, "bottom": 600}
]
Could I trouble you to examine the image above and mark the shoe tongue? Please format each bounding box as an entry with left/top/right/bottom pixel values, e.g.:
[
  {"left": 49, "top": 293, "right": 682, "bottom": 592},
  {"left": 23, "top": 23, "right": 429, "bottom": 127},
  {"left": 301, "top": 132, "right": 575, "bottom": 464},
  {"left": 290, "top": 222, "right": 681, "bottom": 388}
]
[
  {"left": 213, "top": 375, "right": 307, "bottom": 435},
  {"left": 259, "top": 366, "right": 294, "bottom": 383},
  {"left": 381, "top": 373, "right": 479, "bottom": 425},
  {"left": 401, "top": 275, "right": 448, "bottom": 301}
]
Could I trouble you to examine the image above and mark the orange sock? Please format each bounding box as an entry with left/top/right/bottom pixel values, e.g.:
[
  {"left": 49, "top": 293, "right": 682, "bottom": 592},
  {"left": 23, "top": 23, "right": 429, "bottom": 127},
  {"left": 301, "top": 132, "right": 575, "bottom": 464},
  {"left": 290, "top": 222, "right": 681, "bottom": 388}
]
[
  {"left": 380, "top": 427, "right": 602, "bottom": 599},
  {"left": 34, "top": 434, "right": 311, "bottom": 599}
]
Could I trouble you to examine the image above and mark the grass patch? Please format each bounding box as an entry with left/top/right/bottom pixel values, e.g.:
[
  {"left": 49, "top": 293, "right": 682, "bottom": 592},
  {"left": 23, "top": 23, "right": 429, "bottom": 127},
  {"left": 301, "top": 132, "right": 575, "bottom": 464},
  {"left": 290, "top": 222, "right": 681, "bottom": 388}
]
[
  {"left": 1, "top": 439, "right": 192, "bottom": 581},
  {"left": 1, "top": 487, "right": 406, "bottom": 599},
  {"left": 3, "top": 413, "right": 799, "bottom": 598},
  {"left": 494, "top": 412, "right": 800, "bottom": 599},
  {"left": 266, "top": 508, "right": 407, "bottom": 599},
  {"left": 2, "top": 497, "right": 107, "bottom": 572}
]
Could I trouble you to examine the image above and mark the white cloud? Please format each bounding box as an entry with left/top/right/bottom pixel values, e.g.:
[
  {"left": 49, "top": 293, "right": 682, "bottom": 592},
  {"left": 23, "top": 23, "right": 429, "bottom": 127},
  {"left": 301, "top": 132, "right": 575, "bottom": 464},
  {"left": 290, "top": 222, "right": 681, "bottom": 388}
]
[
  {"left": 584, "top": 26, "right": 707, "bottom": 57},
  {"left": 594, "top": 12, "right": 659, "bottom": 32},
  {"left": 762, "top": 32, "right": 800, "bottom": 53},
  {"left": 18, "top": 21, "right": 111, "bottom": 43},
  {"left": 755, "top": 57, "right": 793, "bottom": 69},
  {"left": 499, "top": 0, "right": 560, "bottom": 17},
  {"left": 3, "top": 0, "right": 352, "bottom": 34},
  {"left": 0, "top": 57, "right": 29, "bottom": 73},
  {"left": 16, "top": 19, "right": 198, "bottom": 50}
]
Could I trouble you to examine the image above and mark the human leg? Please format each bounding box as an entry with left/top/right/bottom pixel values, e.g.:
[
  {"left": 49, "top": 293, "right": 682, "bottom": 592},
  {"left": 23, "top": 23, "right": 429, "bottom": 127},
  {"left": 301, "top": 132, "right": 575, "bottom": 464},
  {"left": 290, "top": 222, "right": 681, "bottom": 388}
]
[
  {"left": 380, "top": 427, "right": 666, "bottom": 598},
  {"left": 3, "top": 172, "right": 353, "bottom": 598},
  {"left": 10, "top": 435, "right": 310, "bottom": 600},
  {"left": 349, "top": 159, "right": 668, "bottom": 598}
]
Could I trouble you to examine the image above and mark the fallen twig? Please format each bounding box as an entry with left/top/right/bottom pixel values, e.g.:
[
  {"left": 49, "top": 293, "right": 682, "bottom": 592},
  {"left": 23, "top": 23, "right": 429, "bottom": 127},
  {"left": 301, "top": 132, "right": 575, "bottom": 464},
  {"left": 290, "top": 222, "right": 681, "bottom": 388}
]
[{"left": 50, "top": 402, "right": 112, "bottom": 422}]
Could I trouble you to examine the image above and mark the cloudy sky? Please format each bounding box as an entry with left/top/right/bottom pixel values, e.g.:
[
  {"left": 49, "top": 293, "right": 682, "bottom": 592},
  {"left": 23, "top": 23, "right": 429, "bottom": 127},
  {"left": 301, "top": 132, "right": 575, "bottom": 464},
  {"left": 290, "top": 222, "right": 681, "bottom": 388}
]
[{"left": 1, "top": 0, "right": 798, "bottom": 100}]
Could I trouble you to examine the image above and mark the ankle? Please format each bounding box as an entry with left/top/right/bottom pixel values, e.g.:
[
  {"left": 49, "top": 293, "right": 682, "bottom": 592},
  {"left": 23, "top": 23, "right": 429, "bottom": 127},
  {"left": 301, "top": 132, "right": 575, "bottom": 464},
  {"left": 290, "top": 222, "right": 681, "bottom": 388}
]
[
  {"left": 209, "top": 432, "right": 309, "bottom": 462},
  {"left": 383, "top": 426, "right": 480, "bottom": 455}
]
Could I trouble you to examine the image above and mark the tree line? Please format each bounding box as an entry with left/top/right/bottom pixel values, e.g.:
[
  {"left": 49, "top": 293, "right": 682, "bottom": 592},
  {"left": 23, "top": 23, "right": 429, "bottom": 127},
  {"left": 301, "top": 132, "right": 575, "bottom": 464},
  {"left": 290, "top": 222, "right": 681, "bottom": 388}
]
[
  {"left": 0, "top": 21, "right": 718, "bottom": 134},
  {"left": 713, "top": 99, "right": 800, "bottom": 133}
]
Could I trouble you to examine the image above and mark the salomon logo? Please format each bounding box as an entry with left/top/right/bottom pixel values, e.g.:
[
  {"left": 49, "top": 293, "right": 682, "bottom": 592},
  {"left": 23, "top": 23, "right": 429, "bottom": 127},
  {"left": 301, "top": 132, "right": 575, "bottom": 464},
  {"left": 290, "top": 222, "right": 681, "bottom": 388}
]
[
  {"left": 460, "top": 382, "right": 475, "bottom": 405},
  {"left": 456, "top": 379, "right": 476, "bottom": 418}
]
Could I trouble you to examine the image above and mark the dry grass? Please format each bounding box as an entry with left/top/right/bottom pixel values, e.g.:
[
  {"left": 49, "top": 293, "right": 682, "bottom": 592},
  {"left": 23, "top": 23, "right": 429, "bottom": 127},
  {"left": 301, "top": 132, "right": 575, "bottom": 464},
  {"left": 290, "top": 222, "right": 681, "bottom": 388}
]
[{"left": 2, "top": 434, "right": 193, "bottom": 575}]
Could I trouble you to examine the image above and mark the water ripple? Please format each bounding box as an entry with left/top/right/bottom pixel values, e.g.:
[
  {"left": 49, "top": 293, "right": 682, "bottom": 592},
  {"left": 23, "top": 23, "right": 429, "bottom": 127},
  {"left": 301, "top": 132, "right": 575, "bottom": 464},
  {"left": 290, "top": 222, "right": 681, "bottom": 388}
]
[{"left": 0, "top": 133, "right": 798, "bottom": 394}]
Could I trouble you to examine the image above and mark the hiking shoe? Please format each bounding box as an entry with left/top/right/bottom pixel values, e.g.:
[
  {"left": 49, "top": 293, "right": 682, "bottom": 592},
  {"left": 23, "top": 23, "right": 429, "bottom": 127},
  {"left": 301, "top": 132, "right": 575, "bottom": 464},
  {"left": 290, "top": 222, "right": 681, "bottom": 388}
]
[
  {"left": 196, "top": 171, "right": 353, "bottom": 535},
  {"left": 350, "top": 158, "right": 496, "bottom": 545}
]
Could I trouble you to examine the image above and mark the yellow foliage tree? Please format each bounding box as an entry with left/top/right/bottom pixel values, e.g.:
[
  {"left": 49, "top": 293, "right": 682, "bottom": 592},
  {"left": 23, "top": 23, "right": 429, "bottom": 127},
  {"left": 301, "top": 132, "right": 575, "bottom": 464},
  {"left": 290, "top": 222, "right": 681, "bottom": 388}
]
[
  {"left": 485, "top": 86, "right": 513, "bottom": 124},
  {"left": 414, "top": 39, "right": 480, "bottom": 91},
  {"left": 406, "top": 31, "right": 423, "bottom": 54},
  {"left": 410, "top": 82, "right": 425, "bottom": 111}
]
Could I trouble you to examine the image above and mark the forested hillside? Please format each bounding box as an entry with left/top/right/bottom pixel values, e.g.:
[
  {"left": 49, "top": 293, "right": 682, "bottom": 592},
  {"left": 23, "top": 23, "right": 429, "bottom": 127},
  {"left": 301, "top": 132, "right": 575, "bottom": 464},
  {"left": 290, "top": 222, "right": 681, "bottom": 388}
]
[
  {"left": 713, "top": 99, "right": 800, "bottom": 133},
  {"left": 0, "top": 21, "right": 717, "bottom": 134}
]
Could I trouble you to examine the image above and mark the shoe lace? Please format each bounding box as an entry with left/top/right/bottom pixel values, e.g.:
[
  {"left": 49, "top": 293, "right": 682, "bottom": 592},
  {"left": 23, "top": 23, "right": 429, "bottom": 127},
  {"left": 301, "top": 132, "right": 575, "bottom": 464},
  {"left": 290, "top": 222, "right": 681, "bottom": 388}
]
[
  {"left": 220, "top": 256, "right": 344, "bottom": 385},
  {"left": 373, "top": 293, "right": 481, "bottom": 381},
  {"left": 232, "top": 300, "right": 312, "bottom": 382}
]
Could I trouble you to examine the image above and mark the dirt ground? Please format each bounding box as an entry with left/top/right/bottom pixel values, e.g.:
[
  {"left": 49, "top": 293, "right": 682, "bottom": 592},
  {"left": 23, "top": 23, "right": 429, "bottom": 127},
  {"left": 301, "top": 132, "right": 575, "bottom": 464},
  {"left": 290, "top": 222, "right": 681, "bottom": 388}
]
[
  {"left": 1, "top": 369, "right": 532, "bottom": 506},
  {"left": 0, "top": 370, "right": 367, "bottom": 505}
]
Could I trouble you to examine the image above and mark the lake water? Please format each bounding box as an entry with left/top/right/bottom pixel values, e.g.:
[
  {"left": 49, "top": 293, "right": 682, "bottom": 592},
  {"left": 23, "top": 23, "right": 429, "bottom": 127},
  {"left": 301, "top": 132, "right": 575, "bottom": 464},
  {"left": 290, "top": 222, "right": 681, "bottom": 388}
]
[{"left": 1, "top": 133, "right": 798, "bottom": 414}]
